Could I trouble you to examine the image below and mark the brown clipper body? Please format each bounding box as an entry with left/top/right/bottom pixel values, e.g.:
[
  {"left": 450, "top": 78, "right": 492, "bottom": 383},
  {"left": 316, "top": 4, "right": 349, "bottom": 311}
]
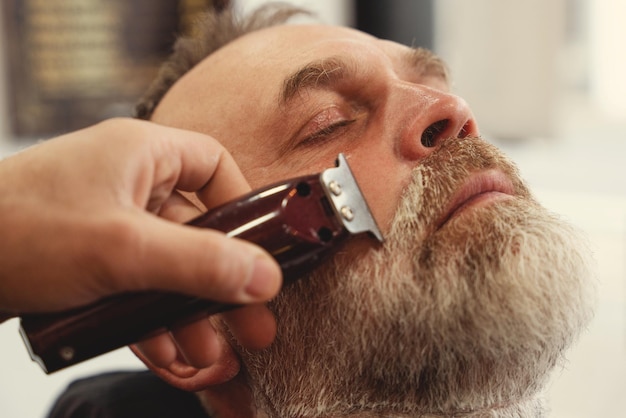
[{"left": 19, "top": 154, "right": 383, "bottom": 373}]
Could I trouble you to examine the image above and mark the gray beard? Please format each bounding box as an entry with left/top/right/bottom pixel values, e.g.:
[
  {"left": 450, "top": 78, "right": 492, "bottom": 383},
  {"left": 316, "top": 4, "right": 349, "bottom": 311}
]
[{"left": 235, "top": 137, "right": 594, "bottom": 418}]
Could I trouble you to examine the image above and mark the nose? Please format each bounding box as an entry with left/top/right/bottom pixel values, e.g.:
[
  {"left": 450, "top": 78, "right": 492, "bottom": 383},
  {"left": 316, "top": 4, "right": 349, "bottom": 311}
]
[{"left": 394, "top": 83, "right": 479, "bottom": 160}]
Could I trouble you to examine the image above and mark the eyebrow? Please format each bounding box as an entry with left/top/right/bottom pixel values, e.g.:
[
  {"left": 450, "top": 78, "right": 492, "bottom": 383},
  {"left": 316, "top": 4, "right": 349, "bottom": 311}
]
[
  {"left": 279, "top": 47, "right": 449, "bottom": 105},
  {"left": 280, "top": 56, "right": 349, "bottom": 104}
]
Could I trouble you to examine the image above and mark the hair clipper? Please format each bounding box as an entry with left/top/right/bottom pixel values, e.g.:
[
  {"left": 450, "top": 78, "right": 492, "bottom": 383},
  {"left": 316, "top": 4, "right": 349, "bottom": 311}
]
[{"left": 19, "top": 153, "right": 383, "bottom": 373}]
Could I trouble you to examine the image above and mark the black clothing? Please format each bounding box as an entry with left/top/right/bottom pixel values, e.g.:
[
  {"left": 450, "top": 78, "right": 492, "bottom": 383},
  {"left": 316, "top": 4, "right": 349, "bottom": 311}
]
[{"left": 47, "top": 371, "right": 209, "bottom": 418}]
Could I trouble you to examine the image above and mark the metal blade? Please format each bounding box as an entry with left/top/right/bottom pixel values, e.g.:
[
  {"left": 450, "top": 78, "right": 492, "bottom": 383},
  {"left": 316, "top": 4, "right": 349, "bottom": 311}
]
[{"left": 320, "top": 153, "right": 384, "bottom": 243}]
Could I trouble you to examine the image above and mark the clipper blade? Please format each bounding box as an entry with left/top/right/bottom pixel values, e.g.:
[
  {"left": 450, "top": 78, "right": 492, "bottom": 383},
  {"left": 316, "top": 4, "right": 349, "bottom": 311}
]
[{"left": 320, "top": 154, "right": 384, "bottom": 243}]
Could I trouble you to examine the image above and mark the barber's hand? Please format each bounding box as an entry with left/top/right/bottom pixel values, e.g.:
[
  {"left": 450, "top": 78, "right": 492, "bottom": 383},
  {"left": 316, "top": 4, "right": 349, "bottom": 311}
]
[{"left": 0, "top": 118, "right": 281, "bottom": 377}]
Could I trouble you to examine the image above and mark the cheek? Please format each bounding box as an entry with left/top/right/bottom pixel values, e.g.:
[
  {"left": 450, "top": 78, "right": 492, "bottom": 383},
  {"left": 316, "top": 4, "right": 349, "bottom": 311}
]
[
  {"left": 241, "top": 166, "right": 275, "bottom": 189},
  {"left": 348, "top": 154, "right": 412, "bottom": 234},
  {"left": 360, "top": 174, "right": 406, "bottom": 233}
]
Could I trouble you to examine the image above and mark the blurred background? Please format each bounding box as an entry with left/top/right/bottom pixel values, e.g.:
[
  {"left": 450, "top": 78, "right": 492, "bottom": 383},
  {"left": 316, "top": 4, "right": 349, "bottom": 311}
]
[{"left": 1, "top": 0, "right": 624, "bottom": 416}]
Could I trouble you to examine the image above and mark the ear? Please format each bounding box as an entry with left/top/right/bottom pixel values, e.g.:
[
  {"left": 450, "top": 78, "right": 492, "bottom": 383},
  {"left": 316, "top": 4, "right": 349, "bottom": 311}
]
[{"left": 130, "top": 340, "right": 241, "bottom": 392}]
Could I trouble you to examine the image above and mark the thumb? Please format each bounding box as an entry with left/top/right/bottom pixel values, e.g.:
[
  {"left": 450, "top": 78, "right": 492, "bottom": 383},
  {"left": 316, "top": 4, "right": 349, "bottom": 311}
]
[{"left": 101, "top": 212, "right": 282, "bottom": 304}]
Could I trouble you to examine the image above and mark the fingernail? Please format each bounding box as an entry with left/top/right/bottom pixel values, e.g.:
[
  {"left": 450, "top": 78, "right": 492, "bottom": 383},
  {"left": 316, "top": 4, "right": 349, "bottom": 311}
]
[{"left": 244, "top": 256, "right": 280, "bottom": 299}]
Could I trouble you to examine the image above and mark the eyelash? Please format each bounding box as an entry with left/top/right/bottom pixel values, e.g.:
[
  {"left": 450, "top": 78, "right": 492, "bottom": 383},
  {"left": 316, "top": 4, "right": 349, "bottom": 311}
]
[{"left": 300, "top": 119, "right": 356, "bottom": 146}]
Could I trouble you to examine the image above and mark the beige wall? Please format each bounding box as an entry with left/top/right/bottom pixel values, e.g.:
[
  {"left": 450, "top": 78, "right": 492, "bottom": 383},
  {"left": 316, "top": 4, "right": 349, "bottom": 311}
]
[
  {"left": 590, "top": 0, "right": 626, "bottom": 120},
  {"left": 435, "top": 0, "right": 566, "bottom": 141}
]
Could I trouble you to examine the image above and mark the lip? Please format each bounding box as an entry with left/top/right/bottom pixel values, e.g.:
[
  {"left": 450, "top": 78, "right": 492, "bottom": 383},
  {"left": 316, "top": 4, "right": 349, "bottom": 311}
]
[{"left": 436, "top": 170, "right": 516, "bottom": 230}]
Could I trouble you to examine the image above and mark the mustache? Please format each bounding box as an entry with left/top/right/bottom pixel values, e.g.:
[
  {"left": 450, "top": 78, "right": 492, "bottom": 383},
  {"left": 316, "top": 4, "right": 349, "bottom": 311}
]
[{"left": 390, "top": 135, "right": 532, "bottom": 237}]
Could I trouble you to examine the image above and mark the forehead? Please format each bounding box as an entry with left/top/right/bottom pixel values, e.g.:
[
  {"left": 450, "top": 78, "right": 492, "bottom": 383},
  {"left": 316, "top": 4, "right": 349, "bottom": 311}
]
[
  {"left": 227, "top": 23, "right": 379, "bottom": 52},
  {"left": 199, "top": 24, "right": 388, "bottom": 74},
  {"left": 153, "top": 25, "right": 414, "bottom": 121}
]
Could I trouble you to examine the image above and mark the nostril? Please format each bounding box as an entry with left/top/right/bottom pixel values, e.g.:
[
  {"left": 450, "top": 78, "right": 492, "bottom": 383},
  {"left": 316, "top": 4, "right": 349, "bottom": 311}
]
[
  {"left": 458, "top": 120, "right": 474, "bottom": 139},
  {"left": 421, "top": 119, "right": 449, "bottom": 148}
]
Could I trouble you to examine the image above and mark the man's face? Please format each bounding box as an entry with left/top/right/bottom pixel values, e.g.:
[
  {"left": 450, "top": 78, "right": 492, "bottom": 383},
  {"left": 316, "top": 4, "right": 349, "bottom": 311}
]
[
  {"left": 153, "top": 24, "right": 480, "bottom": 232},
  {"left": 153, "top": 24, "right": 592, "bottom": 417}
]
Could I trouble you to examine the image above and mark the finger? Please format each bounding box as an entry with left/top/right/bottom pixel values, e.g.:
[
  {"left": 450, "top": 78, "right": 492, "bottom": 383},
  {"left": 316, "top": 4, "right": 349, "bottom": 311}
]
[
  {"left": 98, "top": 119, "right": 250, "bottom": 212},
  {"left": 103, "top": 213, "right": 282, "bottom": 304},
  {"left": 132, "top": 333, "right": 178, "bottom": 369},
  {"left": 142, "top": 122, "right": 251, "bottom": 205},
  {"left": 157, "top": 191, "right": 203, "bottom": 223},
  {"left": 170, "top": 318, "right": 222, "bottom": 369},
  {"left": 179, "top": 139, "right": 248, "bottom": 197},
  {"left": 221, "top": 304, "right": 277, "bottom": 350},
  {"left": 193, "top": 148, "right": 251, "bottom": 210}
]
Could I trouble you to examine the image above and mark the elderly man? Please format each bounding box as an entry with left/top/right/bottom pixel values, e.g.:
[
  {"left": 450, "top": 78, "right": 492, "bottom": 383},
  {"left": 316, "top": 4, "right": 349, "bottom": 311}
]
[{"left": 52, "top": 3, "right": 594, "bottom": 418}]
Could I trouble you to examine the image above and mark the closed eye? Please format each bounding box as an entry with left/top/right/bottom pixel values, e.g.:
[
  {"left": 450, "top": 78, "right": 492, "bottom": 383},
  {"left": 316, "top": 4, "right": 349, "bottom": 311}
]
[{"left": 299, "top": 119, "right": 356, "bottom": 147}]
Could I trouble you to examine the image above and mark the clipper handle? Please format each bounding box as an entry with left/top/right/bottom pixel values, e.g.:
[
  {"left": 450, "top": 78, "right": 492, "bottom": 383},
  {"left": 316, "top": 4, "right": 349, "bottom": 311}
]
[{"left": 20, "top": 175, "right": 347, "bottom": 373}]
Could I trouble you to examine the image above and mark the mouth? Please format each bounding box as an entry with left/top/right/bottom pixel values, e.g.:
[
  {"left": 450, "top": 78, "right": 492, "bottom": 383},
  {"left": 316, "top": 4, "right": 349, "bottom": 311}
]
[{"left": 436, "top": 170, "right": 516, "bottom": 230}]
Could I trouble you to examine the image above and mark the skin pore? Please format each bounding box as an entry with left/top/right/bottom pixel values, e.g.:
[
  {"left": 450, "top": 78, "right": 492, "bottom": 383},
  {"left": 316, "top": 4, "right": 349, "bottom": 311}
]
[{"left": 149, "top": 23, "right": 593, "bottom": 418}]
